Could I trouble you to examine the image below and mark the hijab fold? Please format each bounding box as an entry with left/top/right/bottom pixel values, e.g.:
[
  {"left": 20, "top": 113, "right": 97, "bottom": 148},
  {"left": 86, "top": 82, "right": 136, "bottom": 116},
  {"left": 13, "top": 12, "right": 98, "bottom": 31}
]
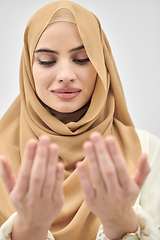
[{"left": 0, "top": 1, "right": 141, "bottom": 240}]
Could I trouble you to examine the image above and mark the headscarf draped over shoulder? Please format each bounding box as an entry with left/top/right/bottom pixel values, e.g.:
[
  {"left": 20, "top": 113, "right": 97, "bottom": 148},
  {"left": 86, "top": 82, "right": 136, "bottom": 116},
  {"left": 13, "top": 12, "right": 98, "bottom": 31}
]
[{"left": 0, "top": 1, "right": 141, "bottom": 240}]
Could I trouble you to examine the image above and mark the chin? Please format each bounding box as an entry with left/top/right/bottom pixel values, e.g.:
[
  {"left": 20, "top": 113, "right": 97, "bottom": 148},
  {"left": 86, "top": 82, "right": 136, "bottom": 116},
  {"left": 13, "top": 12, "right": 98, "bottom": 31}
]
[
  {"left": 59, "top": 108, "right": 79, "bottom": 113},
  {"left": 51, "top": 106, "right": 79, "bottom": 114},
  {"left": 53, "top": 105, "right": 81, "bottom": 114}
]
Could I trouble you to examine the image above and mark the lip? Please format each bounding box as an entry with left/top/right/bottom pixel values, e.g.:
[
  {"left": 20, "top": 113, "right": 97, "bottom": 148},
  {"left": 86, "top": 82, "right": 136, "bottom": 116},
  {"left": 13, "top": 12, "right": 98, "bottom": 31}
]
[{"left": 51, "top": 88, "right": 81, "bottom": 99}]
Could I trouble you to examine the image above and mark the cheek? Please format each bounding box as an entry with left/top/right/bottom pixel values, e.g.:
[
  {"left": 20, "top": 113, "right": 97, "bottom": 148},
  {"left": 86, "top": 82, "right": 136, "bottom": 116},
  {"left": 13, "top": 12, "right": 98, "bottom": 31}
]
[
  {"left": 32, "top": 66, "right": 54, "bottom": 90},
  {"left": 80, "top": 70, "right": 97, "bottom": 101},
  {"left": 84, "top": 66, "right": 97, "bottom": 89}
]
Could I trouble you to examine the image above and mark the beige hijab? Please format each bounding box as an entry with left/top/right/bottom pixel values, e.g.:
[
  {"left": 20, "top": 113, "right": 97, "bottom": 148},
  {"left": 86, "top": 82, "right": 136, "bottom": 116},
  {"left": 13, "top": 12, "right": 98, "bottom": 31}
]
[{"left": 0, "top": 1, "right": 141, "bottom": 240}]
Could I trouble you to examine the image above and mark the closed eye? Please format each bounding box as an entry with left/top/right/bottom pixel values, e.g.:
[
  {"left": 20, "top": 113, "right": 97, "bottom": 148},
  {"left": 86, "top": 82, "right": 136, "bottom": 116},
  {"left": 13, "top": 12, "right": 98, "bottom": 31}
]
[
  {"left": 38, "top": 59, "right": 56, "bottom": 66},
  {"left": 38, "top": 58, "right": 90, "bottom": 66},
  {"left": 73, "top": 58, "right": 90, "bottom": 65}
]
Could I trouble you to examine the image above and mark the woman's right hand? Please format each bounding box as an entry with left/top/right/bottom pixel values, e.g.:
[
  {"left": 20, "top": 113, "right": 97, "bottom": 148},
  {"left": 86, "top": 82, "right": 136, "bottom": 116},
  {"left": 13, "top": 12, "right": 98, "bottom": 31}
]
[{"left": 0, "top": 136, "right": 64, "bottom": 240}]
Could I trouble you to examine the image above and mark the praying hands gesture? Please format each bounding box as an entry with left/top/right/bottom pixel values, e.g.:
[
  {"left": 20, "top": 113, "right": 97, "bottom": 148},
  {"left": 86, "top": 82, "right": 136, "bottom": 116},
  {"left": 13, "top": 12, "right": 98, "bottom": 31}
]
[
  {"left": 77, "top": 132, "right": 150, "bottom": 239},
  {"left": 0, "top": 132, "right": 150, "bottom": 240},
  {"left": 0, "top": 136, "right": 64, "bottom": 240}
]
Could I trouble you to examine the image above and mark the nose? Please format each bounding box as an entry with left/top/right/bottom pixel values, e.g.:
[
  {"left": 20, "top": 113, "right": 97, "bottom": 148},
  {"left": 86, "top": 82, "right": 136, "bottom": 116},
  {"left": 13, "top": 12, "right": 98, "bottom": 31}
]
[{"left": 57, "top": 60, "right": 76, "bottom": 84}]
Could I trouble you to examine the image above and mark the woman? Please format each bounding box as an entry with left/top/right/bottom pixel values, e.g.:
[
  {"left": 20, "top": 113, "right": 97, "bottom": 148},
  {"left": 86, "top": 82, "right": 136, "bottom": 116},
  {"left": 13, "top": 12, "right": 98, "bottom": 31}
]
[{"left": 0, "top": 1, "right": 160, "bottom": 240}]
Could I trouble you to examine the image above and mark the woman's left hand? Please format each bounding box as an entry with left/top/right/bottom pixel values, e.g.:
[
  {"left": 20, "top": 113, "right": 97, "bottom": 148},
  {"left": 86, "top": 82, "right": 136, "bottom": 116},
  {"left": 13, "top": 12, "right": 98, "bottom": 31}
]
[{"left": 77, "top": 132, "right": 150, "bottom": 239}]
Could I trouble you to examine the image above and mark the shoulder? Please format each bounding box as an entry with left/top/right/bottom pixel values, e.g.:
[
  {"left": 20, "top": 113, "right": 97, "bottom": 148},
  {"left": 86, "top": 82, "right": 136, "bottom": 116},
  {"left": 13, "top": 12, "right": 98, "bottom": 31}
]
[
  {"left": 136, "top": 129, "right": 160, "bottom": 164},
  {"left": 135, "top": 130, "right": 160, "bottom": 228}
]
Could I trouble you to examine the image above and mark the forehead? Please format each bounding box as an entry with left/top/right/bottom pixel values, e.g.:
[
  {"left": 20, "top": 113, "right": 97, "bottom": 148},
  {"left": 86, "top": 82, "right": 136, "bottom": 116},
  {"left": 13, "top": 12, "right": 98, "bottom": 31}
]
[{"left": 36, "top": 21, "right": 83, "bottom": 49}]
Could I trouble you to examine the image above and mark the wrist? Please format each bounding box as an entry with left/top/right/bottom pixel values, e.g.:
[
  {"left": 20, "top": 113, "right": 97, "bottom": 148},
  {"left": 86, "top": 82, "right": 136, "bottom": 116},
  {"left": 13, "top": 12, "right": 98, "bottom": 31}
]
[
  {"left": 101, "top": 209, "right": 138, "bottom": 240},
  {"left": 12, "top": 214, "right": 49, "bottom": 240},
  {"left": 100, "top": 226, "right": 140, "bottom": 240}
]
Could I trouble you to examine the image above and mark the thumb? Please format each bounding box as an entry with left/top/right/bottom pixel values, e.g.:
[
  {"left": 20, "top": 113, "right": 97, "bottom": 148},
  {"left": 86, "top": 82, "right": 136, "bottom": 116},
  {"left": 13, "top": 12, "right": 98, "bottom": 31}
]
[
  {"left": 0, "top": 156, "right": 16, "bottom": 193},
  {"left": 132, "top": 153, "right": 150, "bottom": 188}
]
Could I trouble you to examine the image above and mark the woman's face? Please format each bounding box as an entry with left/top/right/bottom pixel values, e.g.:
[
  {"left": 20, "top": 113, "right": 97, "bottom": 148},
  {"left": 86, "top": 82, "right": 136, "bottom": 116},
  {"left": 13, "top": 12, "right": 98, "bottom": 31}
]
[{"left": 32, "top": 21, "right": 97, "bottom": 113}]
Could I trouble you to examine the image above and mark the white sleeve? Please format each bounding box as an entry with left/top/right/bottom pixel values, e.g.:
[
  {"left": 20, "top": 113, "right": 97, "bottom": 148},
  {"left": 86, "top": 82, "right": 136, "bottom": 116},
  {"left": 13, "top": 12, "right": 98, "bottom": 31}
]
[
  {"left": 0, "top": 212, "right": 17, "bottom": 240},
  {"left": 135, "top": 129, "right": 160, "bottom": 230},
  {"left": 96, "top": 129, "right": 160, "bottom": 240},
  {"left": 0, "top": 212, "right": 55, "bottom": 240}
]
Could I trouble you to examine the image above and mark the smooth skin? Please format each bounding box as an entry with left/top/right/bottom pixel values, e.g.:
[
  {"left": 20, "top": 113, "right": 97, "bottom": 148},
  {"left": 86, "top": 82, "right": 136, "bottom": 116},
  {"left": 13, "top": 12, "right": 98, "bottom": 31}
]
[
  {"left": 33, "top": 22, "right": 97, "bottom": 118},
  {"left": 77, "top": 132, "right": 150, "bottom": 239},
  {"left": 0, "top": 136, "right": 64, "bottom": 240},
  {"left": 0, "top": 21, "right": 150, "bottom": 240},
  {"left": 0, "top": 133, "right": 150, "bottom": 240}
]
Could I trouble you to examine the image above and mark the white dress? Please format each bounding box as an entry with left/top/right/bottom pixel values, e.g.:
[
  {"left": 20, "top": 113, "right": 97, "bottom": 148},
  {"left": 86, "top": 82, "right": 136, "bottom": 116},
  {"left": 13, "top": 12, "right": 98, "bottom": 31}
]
[{"left": 0, "top": 129, "right": 160, "bottom": 240}]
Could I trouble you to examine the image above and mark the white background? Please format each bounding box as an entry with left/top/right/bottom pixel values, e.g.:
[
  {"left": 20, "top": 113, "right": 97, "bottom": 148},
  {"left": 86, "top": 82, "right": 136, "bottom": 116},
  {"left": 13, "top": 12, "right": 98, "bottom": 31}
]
[{"left": 0, "top": 0, "right": 160, "bottom": 137}]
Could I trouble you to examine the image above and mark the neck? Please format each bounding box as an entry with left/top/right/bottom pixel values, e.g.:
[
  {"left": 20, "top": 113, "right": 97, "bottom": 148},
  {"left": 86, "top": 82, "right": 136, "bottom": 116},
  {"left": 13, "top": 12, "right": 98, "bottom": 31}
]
[{"left": 46, "top": 102, "right": 90, "bottom": 124}]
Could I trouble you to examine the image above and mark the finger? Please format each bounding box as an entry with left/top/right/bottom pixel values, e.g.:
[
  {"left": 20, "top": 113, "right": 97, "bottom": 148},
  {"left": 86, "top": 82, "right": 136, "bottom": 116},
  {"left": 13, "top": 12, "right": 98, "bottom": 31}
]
[
  {"left": 132, "top": 153, "right": 150, "bottom": 188},
  {"left": 90, "top": 132, "right": 119, "bottom": 193},
  {"left": 42, "top": 143, "right": 59, "bottom": 199},
  {"left": 52, "top": 163, "right": 64, "bottom": 203},
  {"left": 105, "top": 136, "right": 131, "bottom": 189},
  {"left": 76, "top": 161, "right": 95, "bottom": 200},
  {"left": 0, "top": 156, "right": 16, "bottom": 193},
  {"left": 83, "top": 141, "right": 106, "bottom": 196},
  {"left": 29, "top": 135, "right": 50, "bottom": 197},
  {"left": 16, "top": 139, "right": 37, "bottom": 195}
]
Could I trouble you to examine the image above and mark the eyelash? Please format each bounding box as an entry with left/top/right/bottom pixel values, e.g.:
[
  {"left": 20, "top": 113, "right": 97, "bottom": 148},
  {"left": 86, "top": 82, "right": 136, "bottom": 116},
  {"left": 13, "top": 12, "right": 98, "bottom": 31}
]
[
  {"left": 73, "top": 58, "right": 90, "bottom": 64},
  {"left": 38, "top": 58, "right": 90, "bottom": 66},
  {"left": 38, "top": 60, "right": 56, "bottom": 66}
]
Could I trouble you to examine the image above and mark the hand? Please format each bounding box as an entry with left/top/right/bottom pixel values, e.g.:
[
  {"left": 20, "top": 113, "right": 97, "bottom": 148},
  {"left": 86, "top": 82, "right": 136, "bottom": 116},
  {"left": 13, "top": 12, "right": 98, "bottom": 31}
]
[
  {"left": 77, "top": 132, "right": 150, "bottom": 239},
  {"left": 0, "top": 136, "right": 64, "bottom": 240}
]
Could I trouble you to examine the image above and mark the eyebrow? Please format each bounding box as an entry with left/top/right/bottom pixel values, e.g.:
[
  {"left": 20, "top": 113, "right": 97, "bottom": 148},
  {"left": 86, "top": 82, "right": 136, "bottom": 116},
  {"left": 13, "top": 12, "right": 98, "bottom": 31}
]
[
  {"left": 34, "top": 45, "right": 84, "bottom": 54},
  {"left": 34, "top": 49, "right": 58, "bottom": 54},
  {"left": 69, "top": 45, "right": 84, "bottom": 53}
]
